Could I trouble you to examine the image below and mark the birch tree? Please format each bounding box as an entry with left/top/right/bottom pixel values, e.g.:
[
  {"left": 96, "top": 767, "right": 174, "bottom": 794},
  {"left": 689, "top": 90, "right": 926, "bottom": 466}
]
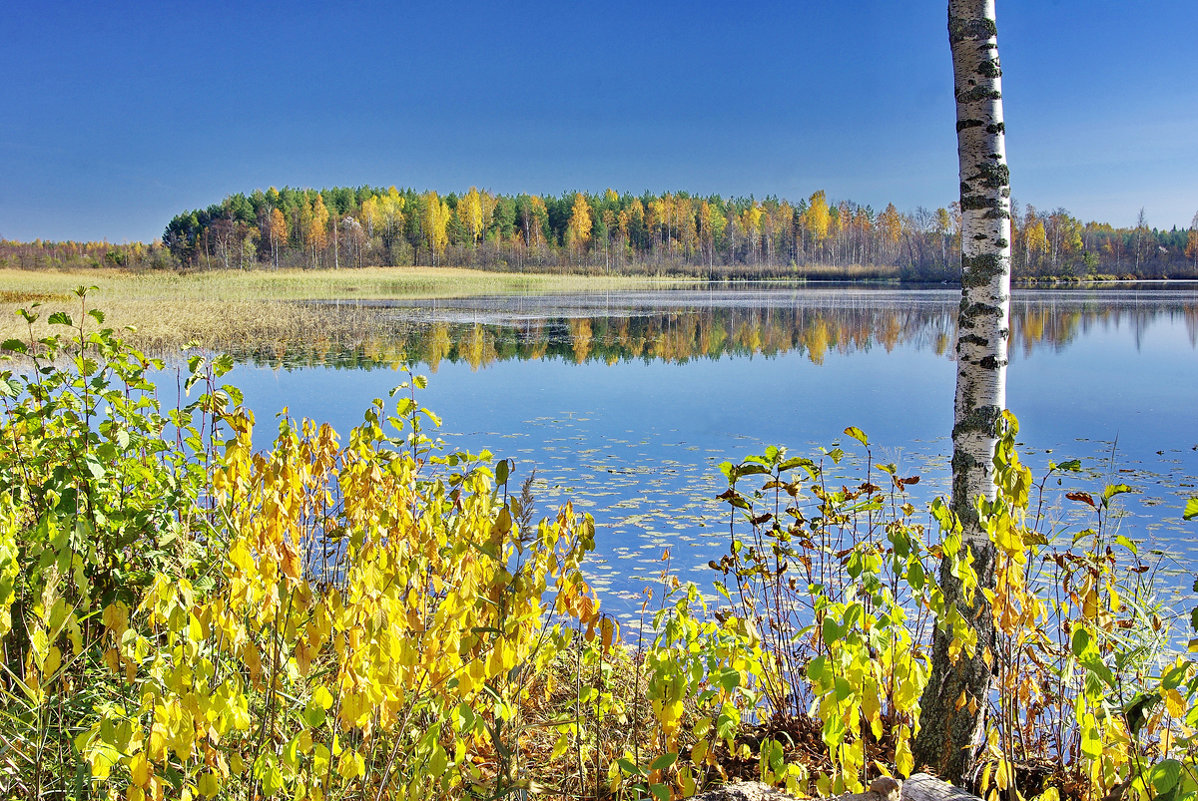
[{"left": 912, "top": 0, "right": 1013, "bottom": 781}]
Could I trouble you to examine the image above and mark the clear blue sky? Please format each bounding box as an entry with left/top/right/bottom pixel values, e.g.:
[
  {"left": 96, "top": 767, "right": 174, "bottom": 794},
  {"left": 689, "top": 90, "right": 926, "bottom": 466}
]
[{"left": 2, "top": 1, "right": 1195, "bottom": 243}]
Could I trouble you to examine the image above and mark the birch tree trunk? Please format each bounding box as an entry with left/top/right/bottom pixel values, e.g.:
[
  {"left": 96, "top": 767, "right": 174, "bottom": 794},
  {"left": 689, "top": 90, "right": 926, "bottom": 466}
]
[{"left": 912, "top": 0, "right": 1012, "bottom": 782}]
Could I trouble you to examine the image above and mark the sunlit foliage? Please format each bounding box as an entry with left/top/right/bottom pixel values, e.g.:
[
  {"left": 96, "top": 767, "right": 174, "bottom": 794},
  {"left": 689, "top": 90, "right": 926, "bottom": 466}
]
[{"left": 3, "top": 296, "right": 1198, "bottom": 801}]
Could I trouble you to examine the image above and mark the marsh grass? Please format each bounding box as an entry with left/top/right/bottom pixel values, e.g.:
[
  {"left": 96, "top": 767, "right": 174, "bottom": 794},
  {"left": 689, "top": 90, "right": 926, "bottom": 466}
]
[{"left": 0, "top": 266, "right": 689, "bottom": 355}]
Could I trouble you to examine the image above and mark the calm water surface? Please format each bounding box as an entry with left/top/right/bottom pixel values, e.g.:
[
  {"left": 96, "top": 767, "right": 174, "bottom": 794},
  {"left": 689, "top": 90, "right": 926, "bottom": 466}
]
[{"left": 227, "top": 285, "right": 1198, "bottom": 616}]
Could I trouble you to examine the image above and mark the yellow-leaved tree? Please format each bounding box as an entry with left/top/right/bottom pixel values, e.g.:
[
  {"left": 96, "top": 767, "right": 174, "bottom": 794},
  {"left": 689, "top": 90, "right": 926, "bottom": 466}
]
[
  {"left": 567, "top": 192, "right": 593, "bottom": 264},
  {"left": 422, "top": 191, "right": 451, "bottom": 263},
  {"left": 804, "top": 190, "right": 831, "bottom": 259},
  {"left": 307, "top": 194, "right": 329, "bottom": 267},
  {"left": 458, "top": 186, "right": 490, "bottom": 245}
]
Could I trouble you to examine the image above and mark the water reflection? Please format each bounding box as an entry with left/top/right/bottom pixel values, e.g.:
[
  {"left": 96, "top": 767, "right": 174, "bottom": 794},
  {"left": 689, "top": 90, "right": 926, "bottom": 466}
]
[
  {"left": 221, "top": 285, "right": 1198, "bottom": 618},
  {"left": 229, "top": 286, "right": 1198, "bottom": 370}
]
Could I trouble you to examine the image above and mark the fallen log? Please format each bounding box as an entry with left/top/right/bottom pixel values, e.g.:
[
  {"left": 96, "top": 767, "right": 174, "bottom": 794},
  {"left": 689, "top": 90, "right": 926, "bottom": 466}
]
[{"left": 686, "top": 773, "right": 981, "bottom": 801}]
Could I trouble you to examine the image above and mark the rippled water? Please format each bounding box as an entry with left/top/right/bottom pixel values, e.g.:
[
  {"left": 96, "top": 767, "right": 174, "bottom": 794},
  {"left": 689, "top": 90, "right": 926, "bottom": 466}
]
[{"left": 226, "top": 284, "right": 1198, "bottom": 616}]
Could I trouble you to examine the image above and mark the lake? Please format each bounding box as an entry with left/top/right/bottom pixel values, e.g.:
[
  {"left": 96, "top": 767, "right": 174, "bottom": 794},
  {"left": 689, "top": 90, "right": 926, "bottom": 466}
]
[{"left": 224, "top": 283, "right": 1198, "bottom": 618}]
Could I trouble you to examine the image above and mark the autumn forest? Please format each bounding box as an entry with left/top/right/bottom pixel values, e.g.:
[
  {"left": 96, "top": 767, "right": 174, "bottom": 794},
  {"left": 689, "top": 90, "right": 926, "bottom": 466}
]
[{"left": 4, "top": 185, "right": 1198, "bottom": 280}]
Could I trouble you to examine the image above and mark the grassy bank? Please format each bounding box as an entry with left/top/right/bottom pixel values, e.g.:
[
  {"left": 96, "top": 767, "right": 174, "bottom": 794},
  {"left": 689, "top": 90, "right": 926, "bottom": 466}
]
[{"left": 0, "top": 266, "right": 692, "bottom": 355}]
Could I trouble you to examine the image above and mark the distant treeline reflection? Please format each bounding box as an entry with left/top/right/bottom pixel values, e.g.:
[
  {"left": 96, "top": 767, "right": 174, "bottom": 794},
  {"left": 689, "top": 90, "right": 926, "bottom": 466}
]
[{"left": 231, "top": 297, "right": 1198, "bottom": 370}]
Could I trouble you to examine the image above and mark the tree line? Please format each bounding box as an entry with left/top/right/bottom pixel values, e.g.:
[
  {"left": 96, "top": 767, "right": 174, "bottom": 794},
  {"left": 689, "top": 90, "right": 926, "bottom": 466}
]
[
  {"left": 3, "top": 187, "right": 1196, "bottom": 280},
  {"left": 163, "top": 186, "right": 1198, "bottom": 279}
]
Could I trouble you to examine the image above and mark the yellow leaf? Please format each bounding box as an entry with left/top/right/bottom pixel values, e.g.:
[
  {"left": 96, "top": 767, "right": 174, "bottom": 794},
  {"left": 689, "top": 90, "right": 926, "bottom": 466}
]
[
  {"left": 103, "top": 601, "right": 130, "bottom": 636},
  {"left": 995, "top": 758, "right": 1011, "bottom": 791},
  {"left": 43, "top": 645, "right": 61, "bottom": 678},
  {"left": 601, "top": 616, "right": 618, "bottom": 647},
  {"left": 229, "top": 540, "right": 254, "bottom": 575},
  {"left": 337, "top": 750, "right": 364, "bottom": 780},
  {"left": 1081, "top": 579, "right": 1099, "bottom": 620},
  {"left": 88, "top": 742, "right": 119, "bottom": 779},
  {"left": 129, "top": 752, "right": 151, "bottom": 788},
  {"left": 148, "top": 730, "right": 166, "bottom": 762},
  {"left": 197, "top": 772, "right": 218, "bottom": 799},
  {"left": 1165, "top": 688, "right": 1186, "bottom": 718},
  {"left": 894, "top": 727, "right": 913, "bottom": 778}
]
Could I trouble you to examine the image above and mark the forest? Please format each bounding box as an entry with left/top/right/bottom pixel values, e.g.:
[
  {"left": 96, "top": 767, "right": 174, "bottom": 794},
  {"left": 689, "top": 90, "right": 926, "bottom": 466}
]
[{"left": 3, "top": 186, "right": 1197, "bottom": 280}]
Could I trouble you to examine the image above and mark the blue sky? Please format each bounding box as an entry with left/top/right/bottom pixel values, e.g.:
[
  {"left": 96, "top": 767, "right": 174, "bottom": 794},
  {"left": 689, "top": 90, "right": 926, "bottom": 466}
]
[{"left": 2, "top": 1, "right": 1195, "bottom": 243}]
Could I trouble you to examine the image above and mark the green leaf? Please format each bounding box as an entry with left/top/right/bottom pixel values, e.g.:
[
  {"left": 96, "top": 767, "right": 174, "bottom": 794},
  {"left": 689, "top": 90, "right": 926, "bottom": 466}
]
[
  {"left": 616, "top": 758, "right": 646, "bottom": 777},
  {"left": 48, "top": 311, "right": 73, "bottom": 327},
  {"left": 212, "top": 353, "right": 234, "bottom": 376},
  {"left": 303, "top": 704, "right": 327, "bottom": 728},
  {"left": 778, "top": 456, "right": 817, "bottom": 477},
  {"left": 649, "top": 753, "right": 678, "bottom": 771},
  {"left": 1114, "top": 535, "right": 1138, "bottom": 556},
  {"left": 1070, "top": 627, "right": 1091, "bottom": 658},
  {"left": 907, "top": 558, "right": 926, "bottom": 592},
  {"left": 821, "top": 616, "right": 841, "bottom": 647},
  {"left": 1184, "top": 497, "right": 1198, "bottom": 521},
  {"left": 1054, "top": 459, "right": 1083, "bottom": 472},
  {"left": 1081, "top": 654, "right": 1116, "bottom": 688},
  {"left": 84, "top": 455, "right": 105, "bottom": 480},
  {"left": 495, "top": 459, "right": 510, "bottom": 486},
  {"left": 1102, "top": 483, "right": 1134, "bottom": 507},
  {"left": 843, "top": 426, "right": 868, "bottom": 446},
  {"left": 1124, "top": 692, "right": 1161, "bottom": 736},
  {"left": 1, "top": 338, "right": 27, "bottom": 354},
  {"left": 1151, "top": 760, "right": 1183, "bottom": 795}
]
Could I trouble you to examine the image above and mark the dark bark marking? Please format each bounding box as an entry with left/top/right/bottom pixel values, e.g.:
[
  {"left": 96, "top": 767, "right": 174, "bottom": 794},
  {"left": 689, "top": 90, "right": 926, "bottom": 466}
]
[
  {"left": 949, "top": 16, "right": 998, "bottom": 42},
  {"left": 976, "top": 59, "right": 1002, "bottom": 78},
  {"left": 957, "top": 86, "right": 1002, "bottom": 103},
  {"left": 975, "top": 162, "right": 1010, "bottom": 189},
  {"left": 961, "top": 194, "right": 1000, "bottom": 211},
  {"left": 978, "top": 354, "right": 1007, "bottom": 370},
  {"left": 961, "top": 252, "right": 1005, "bottom": 287}
]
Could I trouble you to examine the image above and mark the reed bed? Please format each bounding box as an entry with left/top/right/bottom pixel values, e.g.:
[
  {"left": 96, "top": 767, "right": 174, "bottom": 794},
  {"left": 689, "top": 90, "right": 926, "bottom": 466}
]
[{"left": 0, "top": 266, "right": 689, "bottom": 355}]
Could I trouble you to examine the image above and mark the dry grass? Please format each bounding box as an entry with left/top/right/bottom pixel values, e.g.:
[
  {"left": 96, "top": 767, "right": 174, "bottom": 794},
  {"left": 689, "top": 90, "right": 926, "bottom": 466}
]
[{"left": 0, "top": 266, "right": 690, "bottom": 356}]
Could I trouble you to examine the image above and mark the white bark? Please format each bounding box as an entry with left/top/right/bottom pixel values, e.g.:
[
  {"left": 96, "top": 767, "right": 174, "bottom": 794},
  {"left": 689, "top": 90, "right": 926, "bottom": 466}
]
[
  {"left": 914, "top": 0, "right": 1012, "bottom": 782},
  {"left": 950, "top": 0, "right": 1012, "bottom": 528}
]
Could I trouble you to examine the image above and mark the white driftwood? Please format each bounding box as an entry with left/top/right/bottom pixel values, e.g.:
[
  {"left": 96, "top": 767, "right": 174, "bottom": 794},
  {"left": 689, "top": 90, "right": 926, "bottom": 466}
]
[{"left": 686, "top": 773, "right": 981, "bottom": 801}]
